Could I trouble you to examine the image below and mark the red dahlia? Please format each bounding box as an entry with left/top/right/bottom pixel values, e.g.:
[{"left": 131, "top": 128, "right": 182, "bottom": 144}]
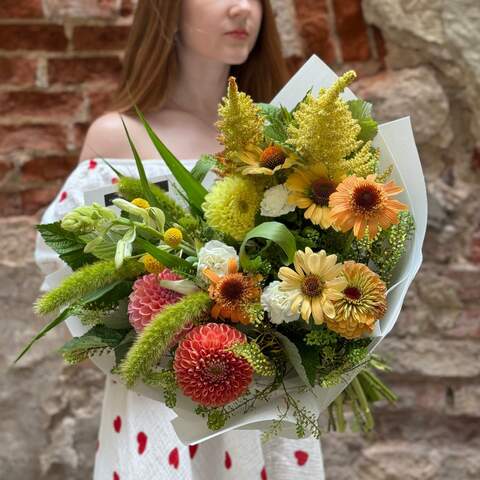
[{"left": 173, "top": 323, "right": 253, "bottom": 407}]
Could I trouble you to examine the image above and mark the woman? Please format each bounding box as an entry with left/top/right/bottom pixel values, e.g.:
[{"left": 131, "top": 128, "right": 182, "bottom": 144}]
[{"left": 37, "top": 1, "right": 325, "bottom": 478}]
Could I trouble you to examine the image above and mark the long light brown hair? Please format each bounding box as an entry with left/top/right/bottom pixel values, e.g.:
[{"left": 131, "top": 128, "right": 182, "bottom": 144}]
[{"left": 111, "top": 0, "right": 289, "bottom": 113}]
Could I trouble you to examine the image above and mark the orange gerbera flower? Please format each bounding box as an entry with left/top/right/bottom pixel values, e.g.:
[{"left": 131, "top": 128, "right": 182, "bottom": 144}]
[
  {"left": 203, "top": 259, "right": 262, "bottom": 325},
  {"left": 329, "top": 174, "right": 408, "bottom": 240}
]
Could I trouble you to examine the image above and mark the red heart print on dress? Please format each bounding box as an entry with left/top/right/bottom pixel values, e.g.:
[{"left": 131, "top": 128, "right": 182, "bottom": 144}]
[
  {"left": 294, "top": 450, "right": 309, "bottom": 466},
  {"left": 59, "top": 191, "right": 68, "bottom": 202},
  {"left": 113, "top": 416, "right": 122, "bottom": 433},
  {"left": 225, "top": 451, "right": 232, "bottom": 469},
  {"left": 169, "top": 447, "right": 180, "bottom": 469},
  {"left": 113, "top": 472, "right": 120, "bottom": 480},
  {"left": 88, "top": 159, "right": 97, "bottom": 169},
  {"left": 261, "top": 466, "right": 268, "bottom": 479},
  {"left": 112, "top": 177, "right": 119, "bottom": 184},
  {"left": 189, "top": 444, "right": 199, "bottom": 459},
  {"left": 137, "top": 432, "right": 147, "bottom": 454}
]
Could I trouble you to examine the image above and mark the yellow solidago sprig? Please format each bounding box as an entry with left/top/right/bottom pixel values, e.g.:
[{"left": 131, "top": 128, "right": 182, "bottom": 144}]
[
  {"left": 202, "top": 176, "right": 261, "bottom": 241},
  {"left": 216, "top": 77, "right": 264, "bottom": 173},
  {"left": 327, "top": 261, "right": 387, "bottom": 339},
  {"left": 346, "top": 141, "right": 380, "bottom": 177},
  {"left": 236, "top": 143, "right": 298, "bottom": 176},
  {"left": 287, "top": 71, "right": 361, "bottom": 168}
]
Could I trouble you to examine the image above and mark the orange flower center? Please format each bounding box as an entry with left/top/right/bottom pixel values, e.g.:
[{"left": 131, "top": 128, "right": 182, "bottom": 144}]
[
  {"left": 219, "top": 274, "right": 246, "bottom": 303},
  {"left": 352, "top": 184, "right": 382, "bottom": 212},
  {"left": 301, "top": 274, "right": 323, "bottom": 297},
  {"left": 260, "top": 146, "right": 287, "bottom": 170},
  {"left": 344, "top": 286, "right": 362, "bottom": 301},
  {"left": 310, "top": 178, "right": 337, "bottom": 206}
]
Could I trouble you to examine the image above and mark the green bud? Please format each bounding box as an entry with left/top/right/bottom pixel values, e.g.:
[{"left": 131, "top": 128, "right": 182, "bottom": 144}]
[{"left": 61, "top": 203, "right": 116, "bottom": 234}]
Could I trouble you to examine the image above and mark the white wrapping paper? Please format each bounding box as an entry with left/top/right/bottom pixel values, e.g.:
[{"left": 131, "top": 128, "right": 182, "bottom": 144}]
[{"left": 61, "top": 55, "right": 427, "bottom": 444}]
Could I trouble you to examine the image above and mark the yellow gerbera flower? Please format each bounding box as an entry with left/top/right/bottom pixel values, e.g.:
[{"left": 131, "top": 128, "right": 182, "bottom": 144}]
[
  {"left": 329, "top": 174, "right": 408, "bottom": 240},
  {"left": 237, "top": 143, "right": 298, "bottom": 176},
  {"left": 327, "top": 261, "right": 387, "bottom": 339},
  {"left": 278, "top": 248, "right": 347, "bottom": 325},
  {"left": 286, "top": 163, "right": 345, "bottom": 228}
]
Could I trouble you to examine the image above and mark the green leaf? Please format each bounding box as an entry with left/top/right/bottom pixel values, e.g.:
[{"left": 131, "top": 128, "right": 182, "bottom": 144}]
[
  {"left": 37, "top": 222, "right": 96, "bottom": 270},
  {"left": 292, "top": 339, "right": 320, "bottom": 387},
  {"left": 114, "top": 329, "right": 136, "bottom": 367},
  {"left": 14, "top": 281, "right": 125, "bottom": 363},
  {"left": 347, "top": 99, "right": 378, "bottom": 142},
  {"left": 191, "top": 154, "right": 216, "bottom": 182},
  {"left": 273, "top": 331, "right": 312, "bottom": 389},
  {"left": 240, "top": 222, "right": 296, "bottom": 269},
  {"left": 135, "top": 106, "right": 208, "bottom": 212},
  {"left": 135, "top": 238, "right": 195, "bottom": 274},
  {"left": 120, "top": 116, "right": 161, "bottom": 209},
  {"left": 100, "top": 158, "right": 124, "bottom": 179}
]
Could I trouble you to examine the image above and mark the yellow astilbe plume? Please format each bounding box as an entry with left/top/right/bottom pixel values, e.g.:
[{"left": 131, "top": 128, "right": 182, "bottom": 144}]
[
  {"left": 216, "top": 77, "right": 264, "bottom": 172},
  {"left": 347, "top": 141, "right": 380, "bottom": 177},
  {"left": 287, "top": 70, "right": 362, "bottom": 169}
]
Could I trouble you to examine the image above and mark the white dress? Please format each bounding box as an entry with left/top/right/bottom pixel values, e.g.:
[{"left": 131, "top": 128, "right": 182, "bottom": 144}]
[{"left": 35, "top": 158, "right": 325, "bottom": 480}]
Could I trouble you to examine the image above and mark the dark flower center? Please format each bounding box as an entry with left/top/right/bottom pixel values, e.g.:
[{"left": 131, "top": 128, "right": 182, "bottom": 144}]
[
  {"left": 301, "top": 274, "right": 323, "bottom": 297},
  {"left": 219, "top": 275, "right": 245, "bottom": 302},
  {"left": 353, "top": 185, "right": 381, "bottom": 211},
  {"left": 237, "top": 199, "right": 249, "bottom": 213},
  {"left": 344, "top": 286, "right": 362, "bottom": 300},
  {"left": 310, "top": 179, "right": 337, "bottom": 206},
  {"left": 260, "top": 146, "right": 287, "bottom": 170}
]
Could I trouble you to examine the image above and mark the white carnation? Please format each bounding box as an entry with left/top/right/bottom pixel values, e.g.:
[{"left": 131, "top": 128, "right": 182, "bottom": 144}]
[
  {"left": 260, "top": 184, "right": 296, "bottom": 217},
  {"left": 197, "top": 240, "right": 238, "bottom": 280},
  {"left": 261, "top": 281, "right": 300, "bottom": 324}
]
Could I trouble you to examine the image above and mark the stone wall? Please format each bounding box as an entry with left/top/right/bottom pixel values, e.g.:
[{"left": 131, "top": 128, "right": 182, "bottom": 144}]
[{"left": 1, "top": 0, "right": 479, "bottom": 478}]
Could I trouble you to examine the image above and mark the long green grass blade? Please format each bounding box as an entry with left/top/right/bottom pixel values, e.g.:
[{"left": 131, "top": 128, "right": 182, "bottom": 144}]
[
  {"left": 120, "top": 116, "right": 160, "bottom": 209},
  {"left": 134, "top": 106, "right": 208, "bottom": 211}
]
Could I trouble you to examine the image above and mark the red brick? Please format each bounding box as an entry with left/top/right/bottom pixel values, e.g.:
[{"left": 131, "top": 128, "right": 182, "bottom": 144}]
[
  {"left": 120, "top": 0, "right": 136, "bottom": 16},
  {"left": 0, "top": 0, "right": 43, "bottom": 18},
  {"left": 0, "top": 91, "right": 84, "bottom": 121},
  {"left": 87, "top": 88, "right": 116, "bottom": 118},
  {"left": 446, "top": 309, "right": 480, "bottom": 339},
  {"left": 21, "top": 183, "right": 60, "bottom": 214},
  {"left": 44, "top": 0, "right": 119, "bottom": 18},
  {"left": 471, "top": 147, "right": 480, "bottom": 171},
  {"left": 372, "top": 26, "right": 387, "bottom": 66},
  {"left": 0, "top": 57, "right": 37, "bottom": 87},
  {"left": 0, "top": 160, "right": 14, "bottom": 182},
  {"left": 73, "top": 25, "right": 130, "bottom": 51},
  {"left": 0, "top": 192, "right": 22, "bottom": 216},
  {"left": 0, "top": 25, "right": 67, "bottom": 51},
  {"left": 333, "top": 0, "right": 370, "bottom": 62},
  {"left": 21, "top": 155, "right": 78, "bottom": 181},
  {"left": 48, "top": 56, "right": 122, "bottom": 85},
  {"left": 471, "top": 230, "right": 480, "bottom": 264},
  {"left": 285, "top": 55, "right": 305, "bottom": 76},
  {"left": 73, "top": 122, "right": 89, "bottom": 150},
  {"left": 294, "top": 0, "right": 335, "bottom": 64},
  {"left": 0, "top": 124, "right": 67, "bottom": 155}
]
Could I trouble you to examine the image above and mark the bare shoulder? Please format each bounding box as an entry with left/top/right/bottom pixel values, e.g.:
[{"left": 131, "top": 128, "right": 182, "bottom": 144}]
[{"left": 78, "top": 112, "right": 138, "bottom": 162}]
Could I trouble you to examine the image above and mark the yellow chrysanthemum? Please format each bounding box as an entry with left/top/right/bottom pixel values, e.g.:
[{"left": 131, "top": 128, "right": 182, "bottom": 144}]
[
  {"left": 286, "top": 163, "right": 345, "bottom": 228},
  {"left": 164, "top": 227, "right": 183, "bottom": 248},
  {"left": 131, "top": 198, "right": 150, "bottom": 209},
  {"left": 287, "top": 71, "right": 361, "bottom": 166},
  {"left": 278, "top": 248, "right": 347, "bottom": 325},
  {"left": 329, "top": 174, "right": 408, "bottom": 240},
  {"left": 141, "top": 254, "right": 165, "bottom": 274},
  {"left": 216, "top": 77, "right": 264, "bottom": 172},
  {"left": 327, "top": 261, "right": 387, "bottom": 339},
  {"left": 202, "top": 176, "right": 261, "bottom": 241},
  {"left": 237, "top": 143, "right": 298, "bottom": 176}
]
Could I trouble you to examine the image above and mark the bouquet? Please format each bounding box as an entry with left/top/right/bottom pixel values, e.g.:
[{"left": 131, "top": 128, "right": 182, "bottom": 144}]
[{"left": 17, "top": 56, "right": 427, "bottom": 444}]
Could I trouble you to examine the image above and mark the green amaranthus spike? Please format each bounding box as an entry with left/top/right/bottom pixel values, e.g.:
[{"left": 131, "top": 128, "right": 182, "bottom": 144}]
[
  {"left": 34, "top": 259, "right": 144, "bottom": 315},
  {"left": 119, "top": 291, "right": 211, "bottom": 388},
  {"left": 118, "top": 176, "right": 187, "bottom": 227},
  {"left": 229, "top": 341, "right": 276, "bottom": 376},
  {"left": 347, "top": 141, "right": 380, "bottom": 177},
  {"left": 216, "top": 77, "right": 264, "bottom": 170},
  {"left": 287, "top": 71, "right": 361, "bottom": 168}
]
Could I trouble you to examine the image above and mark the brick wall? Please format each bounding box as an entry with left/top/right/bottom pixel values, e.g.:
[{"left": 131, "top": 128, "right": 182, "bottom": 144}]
[{"left": 2, "top": 1, "right": 480, "bottom": 479}]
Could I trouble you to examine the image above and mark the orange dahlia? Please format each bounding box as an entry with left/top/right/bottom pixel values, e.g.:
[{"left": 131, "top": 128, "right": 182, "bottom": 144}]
[
  {"left": 327, "top": 261, "right": 387, "bottom": 339},
  {"left": 203, "top": 259, "right": 261, "bottom": 324},
  {"left": 174, "top": 323, "right": 253, "bottom": 407},
  {"left": 329, "top": 174, "right": 408, "bottom": 240}
]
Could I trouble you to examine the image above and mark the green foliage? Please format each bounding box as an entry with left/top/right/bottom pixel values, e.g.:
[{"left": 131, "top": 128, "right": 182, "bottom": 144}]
[
  {"left": 117, "top": 176, "right": 187, "bottom": 228},
  {"left": 119, "top": 291, "right": 211, "bottom": 387},
  {"left": 347, "top": 99, "right": 378, "bottom": 142},
  {"left": 34, "top": 259, "right": 144, "bottom": 316},
  {"left": 143, "top": 369, "right": 178, "bottom": 408},
  {"left": 257, "top": 103, "right": 292, "bottom": 145},
  {"left": 191, "top": 154, "right": 216, "bottom": 182},
  {"left": 229, "top": 341, "right": 276, "bottom": 376},
  {"left": 37, "top": 222, "right": 96, "bottom": 270},
  {"left": 59, "top": 325, "right": 131, "bottom": 365}
]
